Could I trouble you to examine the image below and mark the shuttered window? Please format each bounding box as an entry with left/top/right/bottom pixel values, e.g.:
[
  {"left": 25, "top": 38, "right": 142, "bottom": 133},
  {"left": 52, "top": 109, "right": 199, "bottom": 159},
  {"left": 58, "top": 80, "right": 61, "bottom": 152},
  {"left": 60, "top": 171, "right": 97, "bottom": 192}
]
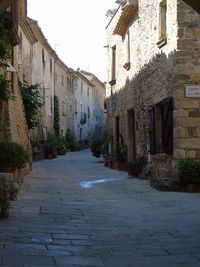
[
  {"left": 162, "top": 97, "right": 173, "bottom": 154},
  {"left": 149, "top": 105, "right": 156, "bottom": 154},
  {"left": 149, "top": 97, "right": 173, "bottom": 155}
]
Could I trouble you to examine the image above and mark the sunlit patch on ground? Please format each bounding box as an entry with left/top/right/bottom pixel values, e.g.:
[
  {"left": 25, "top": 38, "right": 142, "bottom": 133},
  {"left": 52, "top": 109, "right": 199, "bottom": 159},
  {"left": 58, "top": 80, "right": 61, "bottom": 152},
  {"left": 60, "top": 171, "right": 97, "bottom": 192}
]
[{"left": 80, "top": 178, "right": 121, "bottom": 188}]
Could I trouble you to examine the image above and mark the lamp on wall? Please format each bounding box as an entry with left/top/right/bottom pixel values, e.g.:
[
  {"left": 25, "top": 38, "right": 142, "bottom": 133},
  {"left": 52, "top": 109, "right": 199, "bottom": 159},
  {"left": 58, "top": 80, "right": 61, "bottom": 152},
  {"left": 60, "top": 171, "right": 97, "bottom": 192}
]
[{"left": 6, "top": 63, "right": 16, "bottom": 72}]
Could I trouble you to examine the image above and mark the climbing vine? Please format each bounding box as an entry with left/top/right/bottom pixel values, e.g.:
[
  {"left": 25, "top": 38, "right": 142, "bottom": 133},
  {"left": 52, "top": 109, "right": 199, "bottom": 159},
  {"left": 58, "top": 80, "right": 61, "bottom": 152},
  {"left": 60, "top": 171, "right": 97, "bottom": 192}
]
[
  {"left": 18, "top": 81, "right": 44, "bottom": 129},
  {"left": 54, "top": 95, "right": 60, "bottom": 137},
  {"left": 0, "top": 12, "right": 11, "bottom": 63},
  {"left": 0, "top": 12, "right": 14, "bottom": 101}
]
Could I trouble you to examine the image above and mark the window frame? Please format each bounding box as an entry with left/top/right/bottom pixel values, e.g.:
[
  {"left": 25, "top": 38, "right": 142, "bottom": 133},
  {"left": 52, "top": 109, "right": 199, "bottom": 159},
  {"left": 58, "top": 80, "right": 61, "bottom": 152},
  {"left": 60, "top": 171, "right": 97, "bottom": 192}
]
[{"left": 157, "top": 0, "right": 167, "bottom": 48}]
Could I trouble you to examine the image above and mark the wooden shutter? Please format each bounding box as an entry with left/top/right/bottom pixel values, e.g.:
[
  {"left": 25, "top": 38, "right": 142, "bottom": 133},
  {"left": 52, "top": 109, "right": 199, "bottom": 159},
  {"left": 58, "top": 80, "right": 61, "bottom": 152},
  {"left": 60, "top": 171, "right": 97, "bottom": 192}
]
[
  {"left": 162, "top": 97, "right": 173, "bottom": 154},
  {"left": 149, "top": 105, "right": 156, "bottom": 154}
]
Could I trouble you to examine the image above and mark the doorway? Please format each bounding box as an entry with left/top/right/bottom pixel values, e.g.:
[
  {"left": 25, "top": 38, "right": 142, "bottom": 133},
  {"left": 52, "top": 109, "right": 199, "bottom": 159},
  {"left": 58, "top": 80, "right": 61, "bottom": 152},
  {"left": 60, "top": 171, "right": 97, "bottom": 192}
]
[{"left": 127, "top": 109, "right": 136, "bottom": 162}]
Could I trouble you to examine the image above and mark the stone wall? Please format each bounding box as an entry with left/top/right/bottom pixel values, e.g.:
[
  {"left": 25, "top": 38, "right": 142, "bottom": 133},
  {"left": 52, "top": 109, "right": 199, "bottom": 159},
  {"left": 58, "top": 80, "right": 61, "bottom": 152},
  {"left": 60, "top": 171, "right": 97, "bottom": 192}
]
[
  {"left": 55, "top": 62, "right": 75, "bottom": 137},
  {"left": 106, "top": 0, "right": 178, "bottom": 162},
  {"left": 3, "top": 14, "right": 30, "bottom": 152},
  {"left": 174, "top": 0, "right": 200, "bottom": 160},
  {"left": 106, "top": 0, "right": 200, "bottom": 180},
  {"left": 80, "top": 71, "right": 106, "bottom": 136},
  {"left": 74, "top": 72, "right": 95, "bottom": 141}
]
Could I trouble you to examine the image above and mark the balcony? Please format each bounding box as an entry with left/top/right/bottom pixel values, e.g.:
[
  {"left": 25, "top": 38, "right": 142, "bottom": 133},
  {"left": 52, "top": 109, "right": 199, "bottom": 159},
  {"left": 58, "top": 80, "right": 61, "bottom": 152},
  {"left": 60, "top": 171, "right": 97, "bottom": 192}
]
[{"left": 113, "top": 0, "right": 138, "bottom": 36}]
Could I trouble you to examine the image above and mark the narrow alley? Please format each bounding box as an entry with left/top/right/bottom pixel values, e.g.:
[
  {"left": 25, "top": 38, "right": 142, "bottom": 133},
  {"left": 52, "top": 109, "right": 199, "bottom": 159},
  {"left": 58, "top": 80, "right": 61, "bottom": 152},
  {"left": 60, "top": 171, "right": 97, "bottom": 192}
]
[{"left": 0, "top": 149, "right": 200, "bottom": 267}]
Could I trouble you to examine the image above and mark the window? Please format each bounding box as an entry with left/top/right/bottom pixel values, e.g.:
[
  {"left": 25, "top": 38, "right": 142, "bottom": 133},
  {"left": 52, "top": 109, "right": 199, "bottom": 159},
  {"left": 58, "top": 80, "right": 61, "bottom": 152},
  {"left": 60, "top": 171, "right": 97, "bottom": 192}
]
[
  {"left": 149, "top": 97, "right": 173, "bottom": 154},
  {"left": 42, "top": 87, "right": 45, "bottom": 98},
  {"left": 81, "top": 82, "right": 83, "bottom": 95},
  {"left": 42, "top": 49, "right": 45, "bottom": 68},
  {"left": 71, "top": 79, "right": 74, "bottom": 93},
  {"left": 19, "top": 32, "right": 22, "bottom": 51},
  {"left": 50, "top": 59, "right": 52, "bottom": 74},
  {"left": 110, "top": 45, "right": 116, "bottom": 85},
  {"left": 67, "top": 77, "right": 69, "bottom": 91},
  {"left": 123, "top": 31, "right": 131, "bottom": 70},
  {"left": 70, "top": 79, "right": 72, "bottom": 93},
  {"left": 115, "top": 116, "right": 120, "bottom": 143},
  {"left": 88, "top": 107, "right": 90, "bottom": 118},
  {"left": 87, "top": 87, "right": 89, "bottom": 96},
  {"left": 50, "top": 97, "right": 53, "bottom": 115},
  {"left": 157, "top": 0, "right": 167, "bottom": 48}
]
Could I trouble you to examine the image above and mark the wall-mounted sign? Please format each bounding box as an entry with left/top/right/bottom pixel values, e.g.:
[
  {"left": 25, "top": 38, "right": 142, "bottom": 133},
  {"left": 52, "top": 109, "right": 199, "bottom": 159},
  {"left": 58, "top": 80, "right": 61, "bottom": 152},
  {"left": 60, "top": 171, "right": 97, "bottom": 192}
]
[{"left": 185, "top": 85, "right": 200, "bottom": 97}]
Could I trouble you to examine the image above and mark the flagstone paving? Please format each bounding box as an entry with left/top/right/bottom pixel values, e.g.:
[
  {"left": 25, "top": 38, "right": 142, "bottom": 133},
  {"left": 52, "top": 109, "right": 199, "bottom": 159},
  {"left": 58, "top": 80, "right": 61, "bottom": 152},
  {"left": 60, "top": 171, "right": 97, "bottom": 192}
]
[{"left": 0, "top": 149, "right": 200, "bottom": 266}]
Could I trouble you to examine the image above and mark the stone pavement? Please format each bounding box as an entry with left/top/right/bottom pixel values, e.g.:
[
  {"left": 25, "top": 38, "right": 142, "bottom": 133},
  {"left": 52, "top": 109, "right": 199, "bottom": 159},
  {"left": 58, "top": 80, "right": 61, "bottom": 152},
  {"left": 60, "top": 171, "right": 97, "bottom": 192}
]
[{"left": 0, "top": 149, "right": 200, "bottom": 267}]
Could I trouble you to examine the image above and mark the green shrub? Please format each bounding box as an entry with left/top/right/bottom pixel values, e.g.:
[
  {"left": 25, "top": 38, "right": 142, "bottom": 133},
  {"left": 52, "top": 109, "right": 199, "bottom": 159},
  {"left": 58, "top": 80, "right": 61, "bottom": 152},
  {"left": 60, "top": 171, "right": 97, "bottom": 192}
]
[
  {"left": 178, "top": 159, "right": 200, "bottom": 186},
  {"left": 55, "top": 138, "right": 67, "bottom": 155},
  {"left": 91, "top": 138, "right": 103, "bottom": 157},
  {"left": 19, "top": 81, "right": 44, "bottom": 129},
  {"left": 65, "top": 129, "right": 79, "bottom": 151},
  {"left": 66, "top": 129, "right": 75, "bottom": 144},
  {"left": 0, "top": 141, "right": 29, "bottom": 171},
  {"left": 0, "top": 175, "right": 18, "bottom": 218},
  {"left": 115, "top": 143, "right": 127, "bottom": 162},
  {"left": 70, "top": 139, "right": 80, "bottom": 151},
  {"left": 54, "top": 95, "right": 60, "bottom": 137}
]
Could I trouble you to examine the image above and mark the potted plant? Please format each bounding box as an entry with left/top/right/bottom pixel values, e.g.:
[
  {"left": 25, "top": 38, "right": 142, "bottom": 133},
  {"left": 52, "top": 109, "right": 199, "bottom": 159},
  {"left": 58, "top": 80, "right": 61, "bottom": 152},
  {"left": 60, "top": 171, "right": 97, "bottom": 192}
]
[
  {"left": 0, "top": 141, "right": 29, "bottom": 172},
  {"left": 65, "top": 129, "right": 80, "bottom": 151},
  {"left": 127, "top": 157, "right": 145, "bottom": 177},
  {"left": 178, "top": 159, "right": 200, "bottom": 192},
  {"left": 31, "top": 139, "right": 44, "bottom": 161},
  {"left": 44, "top": 137, "right": 57, "bottom": 159},
  {"left": 104, "top": 154, "right": 113, "bottom": 168},
  {"left": 91, "top": 138, "right": 103, "bottom": 158},
  {"left": 114, "top": 143, "right": 127, "bottom": 171},
  {"left": 56, "top": 142, "right": 67, "bottom": 155}
]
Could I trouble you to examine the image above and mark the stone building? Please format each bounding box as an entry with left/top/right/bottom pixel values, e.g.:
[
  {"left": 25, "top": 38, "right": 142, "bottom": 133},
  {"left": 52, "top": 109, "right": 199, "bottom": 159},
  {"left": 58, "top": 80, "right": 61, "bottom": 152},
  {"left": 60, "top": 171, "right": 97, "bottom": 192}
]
[
  {"left": 18, "top": 15, "right": 76, "bottom": 140},
  {"left": 74, "top": 70, "right": 106, "bottom": 142},
  {"left": 1, "top": 0, "right": 107, "bottom": 150},
  {"left": 55, "top": 61, "right": 75, "bottom": 137},
  {"left": 106, "top": 0, "right": 200, "bottom": 181},
  {"left": 25, "top": 18, "right": 56, "bottom": 139},
  {"left": 80, "top": 70, "right": 106, "bottom": 135},
  {"left": 0, "top": 0, "right": 30, "bottom": 150}
]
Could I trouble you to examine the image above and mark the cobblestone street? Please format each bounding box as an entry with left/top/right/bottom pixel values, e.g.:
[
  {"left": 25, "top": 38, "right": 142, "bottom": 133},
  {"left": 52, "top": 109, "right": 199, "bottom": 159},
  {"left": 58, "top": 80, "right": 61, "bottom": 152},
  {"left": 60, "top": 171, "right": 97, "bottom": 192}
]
[{"left": 0, "top": 149, "right": 200, "bottom": 267}]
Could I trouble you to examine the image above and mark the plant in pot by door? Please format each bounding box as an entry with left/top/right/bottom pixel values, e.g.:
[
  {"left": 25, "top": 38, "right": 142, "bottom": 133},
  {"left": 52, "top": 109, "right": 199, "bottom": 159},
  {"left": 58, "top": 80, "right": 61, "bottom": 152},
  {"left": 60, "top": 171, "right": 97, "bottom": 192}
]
[
  {"left": 114, "top": 143, "right": 127, "bottom": 171},
  {"left": 91, "top": 138, "right": 103, "bottom": 158},
  {"left": 0, "top": 141, "right": 29, "bottom": 172},
  {"left": 31, "top": 139, "right": 45, "bottom": 161},
  {"left": 127, "top": 157, "right": 145, "bottom": 177},
  {"left": 56, "top": 142, "right": 67, "bottom": 155},
  {"left": 178, "top": 159, "right": 200, "bottom": 192},
  {"left": 102, "top": 140, "right": 111, "bottom": 167},
  {"left": 44, "top": 137, "right": 57, "bottom": 159}
]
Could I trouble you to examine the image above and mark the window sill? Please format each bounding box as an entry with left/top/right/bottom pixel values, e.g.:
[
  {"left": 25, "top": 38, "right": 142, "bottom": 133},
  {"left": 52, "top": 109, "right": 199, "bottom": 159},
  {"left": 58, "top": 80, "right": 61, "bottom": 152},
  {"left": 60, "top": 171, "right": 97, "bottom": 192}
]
[
  {"left": 123, "top": 62, "right": 131, "bottom": 71},
  {"left": 156, "top": 37, "right": 167, "bottom": 48}
]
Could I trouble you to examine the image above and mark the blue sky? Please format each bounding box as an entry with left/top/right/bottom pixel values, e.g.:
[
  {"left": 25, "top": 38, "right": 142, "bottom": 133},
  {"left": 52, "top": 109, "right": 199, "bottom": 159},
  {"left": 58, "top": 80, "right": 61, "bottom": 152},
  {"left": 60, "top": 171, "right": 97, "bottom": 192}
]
[{"left": 27, "top": 0, "right": 118, "bottom": 81}]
